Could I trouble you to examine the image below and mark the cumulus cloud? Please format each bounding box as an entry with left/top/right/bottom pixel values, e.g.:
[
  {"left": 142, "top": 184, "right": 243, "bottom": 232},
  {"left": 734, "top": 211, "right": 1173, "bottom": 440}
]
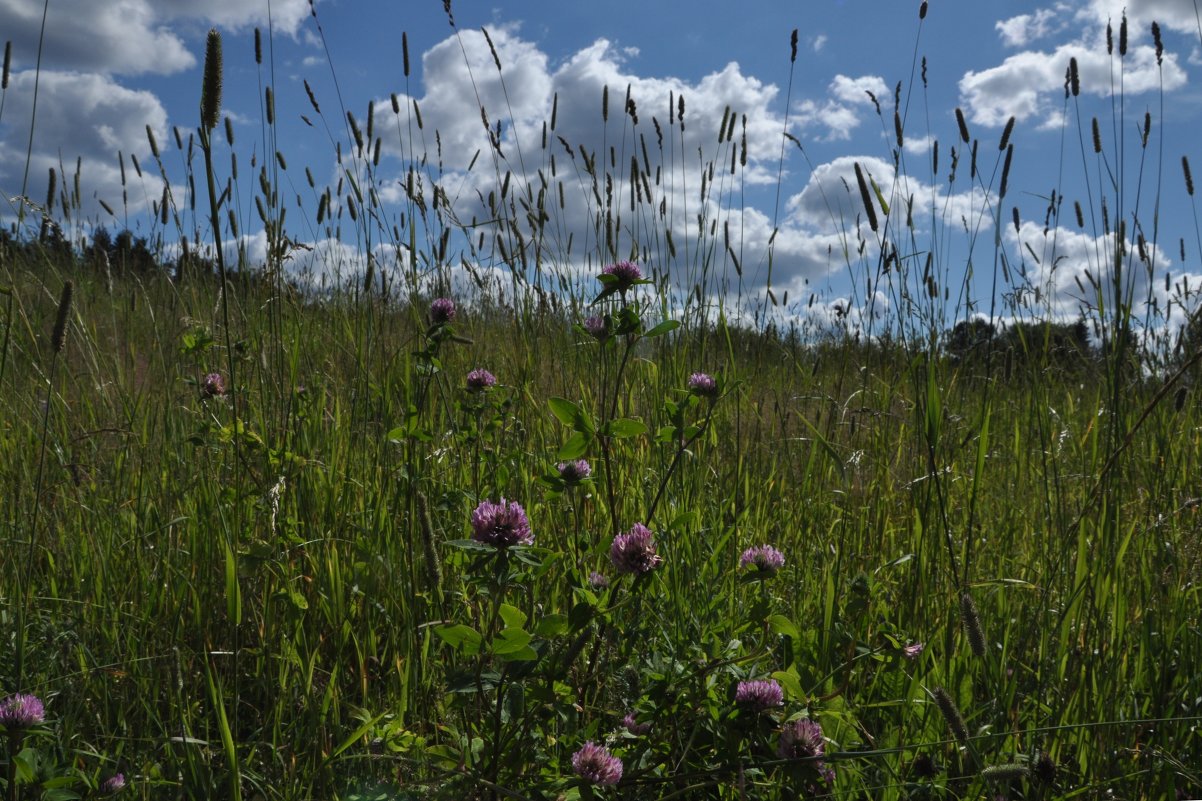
[
  {"left": 0, "top": 0, "right": 313, "bottom": 78},
  {"left": 786, "top": 155, "right": 992, "bottom": 236},
  {"left": 0, "top": 71, "right": 168, "bottom": 220},
  {"left": 0, "top": 0, "right": 321, "bottom": 228},
  {"left": 959, "top": 37, "right": 1186, "bottom": 126},
  {"left": 792, "top": 75, "right": 889, "bottom": 142},
  {"left": 155, "top": 0, "right": 314, "bottom": 34},
  {"left": 1006, "top": 220, "right": 1175, "bottom": 321},
  {"left": 1086, "top": 0, "right": 1202, "bottom": 33},
  {"left": 364, "top": 25, "right": 847, "bottom": 294},
  {"left": 365, "top": 29, "right": 989, "bottom": 295},
  {"left": 0, "top": 0, "right": 193, "bottom": 76},
  {"left": 996, "top": 7, "right": 1066, "bottom": 47}
]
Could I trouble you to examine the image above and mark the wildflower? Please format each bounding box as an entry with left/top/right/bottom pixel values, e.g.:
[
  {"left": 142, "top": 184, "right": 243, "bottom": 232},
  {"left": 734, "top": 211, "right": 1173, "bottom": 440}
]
[
  {"left": 1033, "top": 752, "right": 1057, "bottom": 784},
  {"left": 740, "top": 544, "right": 785, "bottom": 574},
  {"left": 600, "top": 260, "right": 643, "bottom": 292},
  {"left": 465, "top": 368, "right": 497, "bottom": 392},
  {"left": 572, "top": 741, "right": 623, "bottom": 786},
  {"left": 0, "top": 693, "right": 45, "bottom": 729},
  {"left": 470, "top": 498, "right": 533, "bottom": 547},
  {"left": 587, "top": 571, "right": 610, "bottom": 590},
  {"left": 610, "top": 523, "right": 663, "bottom": 575},
  {"left": 902, "top": 641, "right": 925, "bottom": 660},
  {"left": 687, "top": 372, "right": 718, "bottom": 398},
  {"left": 583, "top": 315, "right": 609, "bottom": 339},
  {"left": 429, "top": 297, "right": 456, "bottom": 324},
  {"left": 735, "top": 679, "right": 784, "bottom": 712},
  {"left": 557, "top": 459, "right": 592, "bottom": 483},
  {"left": 910, "top": 752, "right": 939, "bottom": 778},
  {"left": 201, "top": 372, "right": 225, "bottom": 397},
  {"left": 778, "top": 718, "right": 826, "bottom": 762},
  {"left": 622, "top": 712, "right": 651, "bottom": 736},
  {"left": 99, "top": 774, "right": 126, "bottom": 794}
]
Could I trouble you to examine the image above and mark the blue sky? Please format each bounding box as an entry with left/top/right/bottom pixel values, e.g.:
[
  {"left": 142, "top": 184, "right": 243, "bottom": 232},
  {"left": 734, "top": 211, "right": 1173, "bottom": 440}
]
[{"left": 2, "top": 0, "right": 1202, "bottom": 333}]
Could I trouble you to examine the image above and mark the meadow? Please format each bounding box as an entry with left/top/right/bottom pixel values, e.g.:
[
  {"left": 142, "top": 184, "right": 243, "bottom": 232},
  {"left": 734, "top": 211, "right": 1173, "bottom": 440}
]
[{"left": 1, "top": 3, "right": 1201, "bottom": 799}]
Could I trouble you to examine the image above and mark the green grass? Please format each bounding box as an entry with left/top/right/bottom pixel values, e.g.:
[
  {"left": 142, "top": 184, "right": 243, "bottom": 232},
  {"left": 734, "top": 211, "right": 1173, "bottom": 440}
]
[{"left": 1, "top": 5, "right": 1202, "bottom": 800}]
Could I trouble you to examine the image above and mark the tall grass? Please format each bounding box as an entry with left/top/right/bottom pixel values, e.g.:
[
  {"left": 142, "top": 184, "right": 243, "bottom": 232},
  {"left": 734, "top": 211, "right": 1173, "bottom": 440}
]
[{"left": 0, "top": 3, "right": 1200, "bottom": 800}]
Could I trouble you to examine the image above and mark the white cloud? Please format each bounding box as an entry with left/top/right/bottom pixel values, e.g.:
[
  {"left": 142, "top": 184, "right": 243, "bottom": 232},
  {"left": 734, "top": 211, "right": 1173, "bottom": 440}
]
[
  {"left": 811, "top": 34, "right": 828, "bottom": 53},
  {"left": 786, "top": 155, "right": 992, "bottom": 234},
  {"left": 362, "top": 25, "right": 838, "bottom": 295},
  {"left": 959, "top": 38, "right": 1187, "bottom": 126},
  {"left": 1085, "top": 0, "right": 1202, "bottom": 33},
  {"left": 1006, "top": 220, "right": 1173, "bottom": 320},
  {"left": 0, "top": 0, "right": 314, "bottom": 78},
  {"left": 829, "top": 74, "right": 888, "bottom": 106},
  {"left": 0, "top": 0, "right": 194, "bottom": 76},
  {"left": 0, "top": 71, "right": 168, "bottom": 221},
  {"left": 904, "top": 134, "right": 936, "bottom": 155},
  {"left": 996, "top": 8, "right": 1065, "bottom": 47},
  {"left": 790, "top": 75, "right": 888, "bottom": 142},
  {"left": 0, "top": 9, "right": 976, "bottom": 307},
  {"left": 155, "top": 0, "right": 314, "bottom": 34}
]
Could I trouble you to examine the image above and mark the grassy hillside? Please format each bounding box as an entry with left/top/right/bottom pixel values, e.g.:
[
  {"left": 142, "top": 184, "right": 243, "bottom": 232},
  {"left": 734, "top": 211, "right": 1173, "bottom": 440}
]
[
  {"left": 3, "top": 6, "right": 1202, "bottom": 800},
  {"left": 0, "top": 241, "right": 1199, "bottom": 799}
]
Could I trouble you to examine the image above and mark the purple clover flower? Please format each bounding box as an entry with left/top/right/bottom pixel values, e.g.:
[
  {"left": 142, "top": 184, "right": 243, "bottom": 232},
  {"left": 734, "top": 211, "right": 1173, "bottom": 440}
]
[
  {"left": 778, "top": 718, "right": 827, "bottom": 762},
  {"left": 622, "top": 712, "right": 651, "bottom": 736},
  {"left": 610, "top": 523, "right": 663, "bottom": 575},
  {"left": 429, "top": 297, "right": 456, "bottom": 324},
  {"left": 99, "top": 774, "right": 126, "bottom": 794},
  {"left": 740, "top": 544, "right": 786, "bottom": 575},
  {"left": 735, "top": 679, "right": 784, "bottom": 712},
  {"left": 583, "top": 315, "right": 609, "bottom": 339},
  {"left": 201, "top": 372, "right": 226, "bottom": 398},
  {"left": 557, "top": 459, "right": 592, "bottom": 483},
  {"left": 687, "top": 372, "right": 719, "bottom": 398},
  {"left": 587, "top": 571, "right": 610, "bottom": 590},
  {"left": 571, "top": 741, "right": 623, "bottom": 786},
  {"left": 902, "top": 642, "right": 925, "bottom": 660},
  {"left": 0, "top": 693, "right": 45, "bottom": 729},
  {"left": 465, "top": 368, "right": 497, "bottom": 392},
  {"left": 470, "top": 498, "right": 533, "bottom": 547},
  {"left": 600, "top": 260, "right": 643, "bottom": 291}
]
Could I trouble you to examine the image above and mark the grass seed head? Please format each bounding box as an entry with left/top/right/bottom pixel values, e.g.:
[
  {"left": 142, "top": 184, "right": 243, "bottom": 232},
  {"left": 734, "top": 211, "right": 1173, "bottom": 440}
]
[{"left": 200, "top": 28, "right": 223, "bottom": 131}]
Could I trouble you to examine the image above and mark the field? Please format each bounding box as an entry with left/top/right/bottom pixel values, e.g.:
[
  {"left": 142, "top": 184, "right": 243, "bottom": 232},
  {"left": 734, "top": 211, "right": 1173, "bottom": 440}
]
[{"left": 1, "top": 4, "right": 1201, "bottom": 800}]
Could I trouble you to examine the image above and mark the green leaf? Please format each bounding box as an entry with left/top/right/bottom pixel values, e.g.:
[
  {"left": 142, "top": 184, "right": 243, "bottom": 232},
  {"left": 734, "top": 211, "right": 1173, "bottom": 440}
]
[
  {"left": 548, "top": 397, "right": 580, "bottom": 427},
  {"left": 607, "top": 418, "right": 647, "bottom": 438},
  {"left": 615, "top": 306, "right": 641, "bottom": 334},
  {"left": 425, "top": 744, "right": 462, "bottom": 769},
  {"left": 492, "top": 627, "right": 533, "bottom": 655},
  {"left": 42, "top": 790, "right": 82, "bottom": 801},
  {"left": 771, "top": 668, "right": 806, "bottom": 701},
  {"left": 644, "top": 319, "right": 680, "bottom": 338},
  {"left": 499, "top": 645, "right": 539, "bottom": 662},
  {"left": 798, "top": 414, "right": 845, "bottom": 478},
  {"left": 324, "top": 710, "right": 389, "bottom": 764},
  {"left": 870, "top": 177, "right": 890, "bottom": 214},
  {"left": 557, "top": 430, "right": 591, "bottom": 460},
  {"left": 550, "top": 397, "right": 595, "bottom": 434},
  {"left": 535, "top": 614, "right": 569, "bottom": 637},
  {"left": 13, "top": 747, "right": 37, "bottom": 782},
  {"left": 767, "top": 614, "right": 801, "bottom": 641},
  {"left": 434, "top": 624, "right": 483, "bottom": 654},
  {"left": 499, "top": 603, "right": 527, "bottom": 629},
  {"left": 445, "top": 539, "right": 498, "bottom": 553}
]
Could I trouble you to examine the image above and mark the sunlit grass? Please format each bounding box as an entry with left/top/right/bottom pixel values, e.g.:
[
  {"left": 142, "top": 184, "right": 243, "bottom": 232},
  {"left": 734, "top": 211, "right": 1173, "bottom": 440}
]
[{"left": 1, "top": 3, "right": 1201, "bottom": 800}]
